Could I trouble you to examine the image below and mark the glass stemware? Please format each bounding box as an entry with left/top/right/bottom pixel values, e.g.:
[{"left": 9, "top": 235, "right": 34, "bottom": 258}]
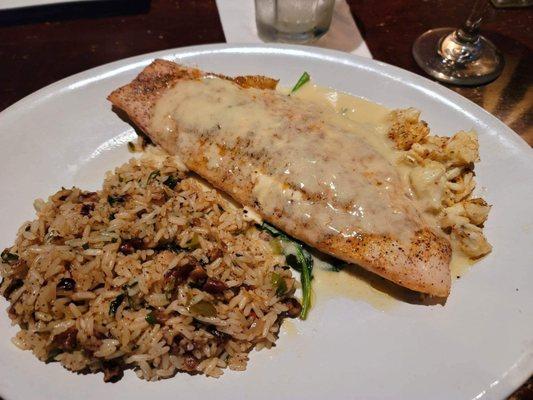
[{"left": 412, "top": 0, "right": 504, "bottom": 85}]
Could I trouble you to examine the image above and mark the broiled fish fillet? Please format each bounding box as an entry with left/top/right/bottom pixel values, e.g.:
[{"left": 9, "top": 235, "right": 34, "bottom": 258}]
[{"left": 108, "top": 60, "right": 452, "bottom": 297}]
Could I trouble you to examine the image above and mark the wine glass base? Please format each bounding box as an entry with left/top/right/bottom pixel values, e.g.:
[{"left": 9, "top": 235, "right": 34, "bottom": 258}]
[{"left": 412, "top": 27, "right": 504, "bottom": 86}]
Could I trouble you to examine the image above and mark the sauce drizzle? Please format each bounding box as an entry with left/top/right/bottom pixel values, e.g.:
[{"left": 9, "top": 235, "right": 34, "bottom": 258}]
[{"left": 150, "top": 78, "right": 429, "bottom": 245}]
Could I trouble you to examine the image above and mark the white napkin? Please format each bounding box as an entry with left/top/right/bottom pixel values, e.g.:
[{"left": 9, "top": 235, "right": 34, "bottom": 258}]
[{"left": 215, "top": 0, "right": 372, "bottom": 59}]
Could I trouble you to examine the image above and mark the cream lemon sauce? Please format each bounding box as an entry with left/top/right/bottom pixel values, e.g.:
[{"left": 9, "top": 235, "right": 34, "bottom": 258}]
[
  {"left": 149, "top": 77, "right": 471, "bottom": 307},
  {"left": 450, "top": 242, "right": 476, "bottom": 278},
  {"left": 295, "top": 84, "right": 470, "bottom": 306},
  {"left": 293, "top": 84, "right": 419, "bottom": 216},
  {"left": 311, "top": 259, "right": 399, "bottom": 310},
  {"left": 150, "top": 77, "right": 427, "bottom": 245}
]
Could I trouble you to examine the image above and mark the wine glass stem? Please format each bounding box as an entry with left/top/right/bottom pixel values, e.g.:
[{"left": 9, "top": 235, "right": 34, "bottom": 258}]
[
  {"left": 457, "top": 0, "right": 489, "bottom": 42},
  {"left": 412, "top": 0, "right": 503, "bottom": 85},
  {"left": 437, "top": 0, "right": 492, "bottom": 63}
]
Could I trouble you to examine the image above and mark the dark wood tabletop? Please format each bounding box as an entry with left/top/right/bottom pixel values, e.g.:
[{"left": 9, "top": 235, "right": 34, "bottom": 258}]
[{"left": 0, "top": 0, "right": 531, "bottom": 398}]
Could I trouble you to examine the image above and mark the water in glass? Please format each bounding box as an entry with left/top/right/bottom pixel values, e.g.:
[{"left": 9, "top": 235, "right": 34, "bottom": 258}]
[{"left": 255, "top": 0, "right": 335, "bottom": 43}]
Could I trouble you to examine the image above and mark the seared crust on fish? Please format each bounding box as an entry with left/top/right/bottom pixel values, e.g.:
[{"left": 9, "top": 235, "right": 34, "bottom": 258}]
[{"left": 108, "top": 60, "right": 451, "bottom": 297}]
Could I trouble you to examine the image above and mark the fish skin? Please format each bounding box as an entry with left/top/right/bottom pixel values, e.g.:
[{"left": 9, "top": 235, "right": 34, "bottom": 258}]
[{"left": 108, "top": 59, "right": 451, "bottom": 297}]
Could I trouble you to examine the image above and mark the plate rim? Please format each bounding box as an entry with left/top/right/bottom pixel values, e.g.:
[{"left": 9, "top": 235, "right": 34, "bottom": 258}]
[{"left": 0, "top": 43, "right": 531, "bottom": 400}]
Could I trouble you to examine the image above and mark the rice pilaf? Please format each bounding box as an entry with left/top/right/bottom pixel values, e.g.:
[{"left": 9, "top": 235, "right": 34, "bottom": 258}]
[{"left": 0, "top": 150, "right": 301, "bottom": 381}]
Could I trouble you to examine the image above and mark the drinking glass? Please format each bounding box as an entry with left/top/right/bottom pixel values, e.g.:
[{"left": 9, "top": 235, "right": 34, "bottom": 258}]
[
  {"left": 255, "top": 0, "right": 335, "bottom": 43},
  {"left": 412, "top": 0, "right": 504, "bottom": 85}
]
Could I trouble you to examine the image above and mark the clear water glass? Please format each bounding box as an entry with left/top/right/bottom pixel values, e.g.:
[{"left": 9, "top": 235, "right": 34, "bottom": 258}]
[{"left": 255, "top": 0, "right": 335, "bottom": 43}]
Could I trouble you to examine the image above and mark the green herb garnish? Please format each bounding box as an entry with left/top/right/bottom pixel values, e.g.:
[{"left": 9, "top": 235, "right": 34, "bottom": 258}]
[
  {"left": 146, "top": 170, "right": 160, "bottom": 185},
  {"left": 259, "top": 223, "right": 313, "bottom": 319},
  {"left": 163, "top": 175, "right": 179, "bottom": 189},
  {"left": 145, "top": 311, "right": 157, "bottom": 325},
  {"left": 290, "top": 72, "right": 310, "bottom": 94},
  {"left": 183, "top": 233, "right": 200, "bottom": 250},
  {"left": 1, "top": 249, "right": 19, "bottom": 264},
  {"left": 271, "top": 272, "right": 287, "bottom": 297},
  {"left": 269, "top": 238, "right": 284, "bottom": 255},
  {"left": 127, "top": 141, "right": 135, "bottom": 152},
  {"left": 189, "top": 300, "right": 217, "bottom": 317},
  {"left": 107, "top": 195, "right": 125, "bottom": 206},
  {"left": 109, "top": 293, "right": 125, "bottom": 316},
  {"left": 82, "top": 243, "right": 89, "bottom": 250}
]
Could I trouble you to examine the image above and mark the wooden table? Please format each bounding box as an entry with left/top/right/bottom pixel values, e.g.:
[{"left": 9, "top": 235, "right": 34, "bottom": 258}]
[{"left": 0, "top": 0, "right": 531, "bottom": 398}]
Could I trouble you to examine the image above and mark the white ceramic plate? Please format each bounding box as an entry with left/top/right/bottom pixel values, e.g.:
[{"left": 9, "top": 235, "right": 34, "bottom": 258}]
[{"left": 0, "top": 44, "right": 532, "bottom": 400}]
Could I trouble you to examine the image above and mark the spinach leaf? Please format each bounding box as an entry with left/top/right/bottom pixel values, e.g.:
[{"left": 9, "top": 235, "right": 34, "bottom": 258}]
[{"left": 259, "top": 223, "right": 313, "bottom": 319}]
